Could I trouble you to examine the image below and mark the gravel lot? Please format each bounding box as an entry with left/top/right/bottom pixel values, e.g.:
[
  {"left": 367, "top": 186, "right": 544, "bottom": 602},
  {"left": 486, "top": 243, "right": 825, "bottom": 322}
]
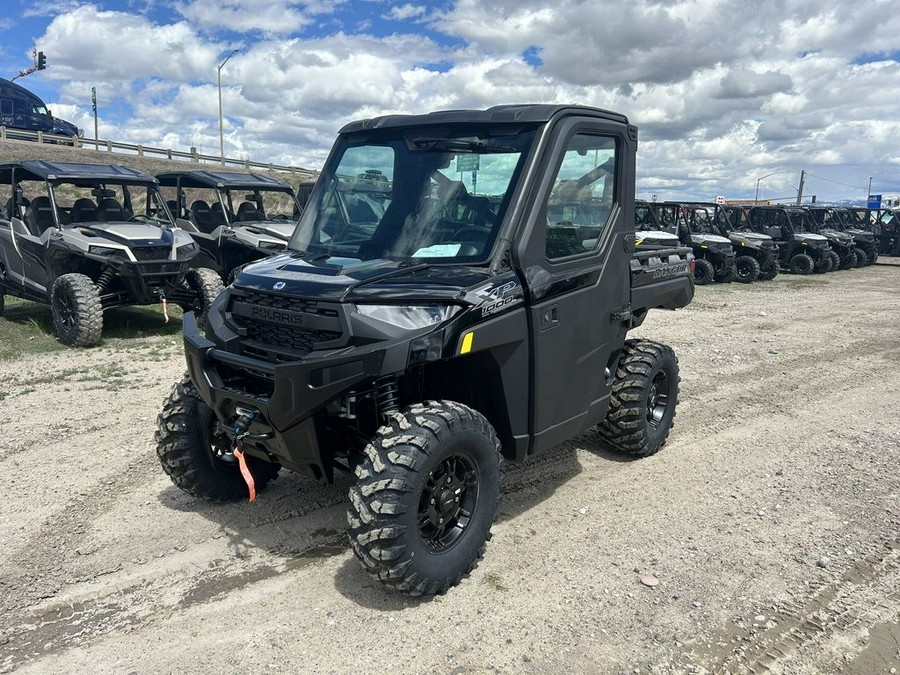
[{"left": 1, "top": 260, "right": 898, "bottom": 674}]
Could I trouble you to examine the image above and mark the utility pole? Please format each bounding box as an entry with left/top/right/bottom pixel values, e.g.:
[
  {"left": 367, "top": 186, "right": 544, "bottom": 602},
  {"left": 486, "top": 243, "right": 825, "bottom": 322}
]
[
  {"left": 91, "top": 87, "right": 98, "bottom": 144},
  {"left": 217, "top": 49, "right": 239, "bottom": 167},
  {"left": 867, "top": 176, "right": 873, "bottom": 202},
  {"left": 796, "top": 170, "right": 806, "bottom": 206}
]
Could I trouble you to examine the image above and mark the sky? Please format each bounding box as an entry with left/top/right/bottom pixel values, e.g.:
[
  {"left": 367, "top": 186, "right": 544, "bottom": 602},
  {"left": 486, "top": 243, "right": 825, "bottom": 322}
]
[{"left": 1, "top": 0, "right": 899, "bottom": 203}]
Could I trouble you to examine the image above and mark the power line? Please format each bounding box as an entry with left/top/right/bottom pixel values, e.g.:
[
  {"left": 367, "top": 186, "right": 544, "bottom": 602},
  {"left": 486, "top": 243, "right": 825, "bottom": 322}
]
[{"left": 804, "top": 172, "right": 867, "bottom": 191}]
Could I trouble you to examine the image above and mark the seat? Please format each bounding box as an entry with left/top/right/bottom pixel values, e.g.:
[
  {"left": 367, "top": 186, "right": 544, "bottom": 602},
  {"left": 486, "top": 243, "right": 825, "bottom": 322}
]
[
  {"left": 24, "top": 196, "right": 56, "bottom": 235},
  {"left": 96, "top": 198, "right": 132, "bottom": 222},
  {"left": 70, "top": 198, "right": 97, "bottom": 223},
  {"left": 165, "top": 200, "right": 180, "bottom": 218},
  {"left": 209, "top": 203, "right": 228, "bottom": 229},
  {"left": 189, "top": 200, "right": 213, "bottom": 232},
  {"left": 237, "top": 201, "right": 260, "bottom": 222},
  {"left": 5, "top": 197, "right": 30, "bottom": 221}
]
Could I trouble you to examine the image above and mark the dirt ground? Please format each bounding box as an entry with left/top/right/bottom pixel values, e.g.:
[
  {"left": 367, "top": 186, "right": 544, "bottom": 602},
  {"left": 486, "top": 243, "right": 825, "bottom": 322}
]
[{"left": 1, "top": 261, "right": 899, "bottom": 674}]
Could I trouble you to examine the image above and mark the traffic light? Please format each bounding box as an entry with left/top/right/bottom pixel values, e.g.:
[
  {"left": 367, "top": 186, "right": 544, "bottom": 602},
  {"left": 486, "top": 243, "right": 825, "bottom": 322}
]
[{"left": 36, "top": 51, "right": 46, "bottom": 70}]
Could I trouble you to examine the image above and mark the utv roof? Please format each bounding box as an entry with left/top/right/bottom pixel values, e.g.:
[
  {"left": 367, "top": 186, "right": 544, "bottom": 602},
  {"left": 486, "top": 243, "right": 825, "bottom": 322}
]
[
  {"left": 339, "top": 104, "right": 630, "bottom": 134},
  {"left": 155, "top": 170, "right": 293, "bottom": 191},
  {"left": 0, "top": 161, "right": 155, "bottom": 185}
]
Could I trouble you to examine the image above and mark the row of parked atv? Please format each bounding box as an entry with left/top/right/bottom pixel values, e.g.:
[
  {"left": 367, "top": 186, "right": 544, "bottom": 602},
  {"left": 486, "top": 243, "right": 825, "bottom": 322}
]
[
  {"left": 0, "top": 161, "right": 304, "bottom": 346},
  {"left": 635, "top": 201, "right": 899, "bottom": 285}
]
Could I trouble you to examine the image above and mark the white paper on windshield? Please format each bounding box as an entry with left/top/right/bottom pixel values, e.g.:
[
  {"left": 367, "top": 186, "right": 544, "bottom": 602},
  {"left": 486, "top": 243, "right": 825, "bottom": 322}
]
[{"left": 412, "top": 244, "right": 461, "bottom": 258}]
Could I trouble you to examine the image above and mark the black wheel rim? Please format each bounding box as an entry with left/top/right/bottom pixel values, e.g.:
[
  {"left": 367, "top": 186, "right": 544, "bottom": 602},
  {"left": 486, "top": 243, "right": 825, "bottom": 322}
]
[
  {"left": 646, "top": 371, "right": 671, "bottom": 427},
  {"left": 206, "top": 419, "right": 238, "bottom": 469},
  {"left": 418, "top": 454, "right": 479, "bottom": 553},
  {"left": 737, "top": 261, "right": 751, "bottom": 278},
  {"left": 53, "top": 291, "right": 76, "bottom": 330}
]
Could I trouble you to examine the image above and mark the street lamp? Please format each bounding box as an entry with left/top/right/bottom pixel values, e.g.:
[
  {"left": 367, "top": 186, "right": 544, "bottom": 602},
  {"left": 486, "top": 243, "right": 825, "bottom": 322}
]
[
  {"left": 217, "top": 48, "right": 240, "bottom": 166},
  {"left": 754, "top": 170, "right": 789, "bottom": 205},
  {"left": 867, "top": 173, "right": 886, "bottom": 203}
]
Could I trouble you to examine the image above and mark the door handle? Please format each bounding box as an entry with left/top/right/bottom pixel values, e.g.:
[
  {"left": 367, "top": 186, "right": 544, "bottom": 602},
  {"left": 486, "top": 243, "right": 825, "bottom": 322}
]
[{"left": 540, "top": 305, "right": 559, "bottom": 330}]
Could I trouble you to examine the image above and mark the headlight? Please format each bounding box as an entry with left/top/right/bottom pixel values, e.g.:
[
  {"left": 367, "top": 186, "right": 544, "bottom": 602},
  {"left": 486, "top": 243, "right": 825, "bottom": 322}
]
[
  {"left": 355, "top": 304, "right": 461, "bottom": 329},
  {"left": 178, "top": 241, "right": 198, "bottom": 252},
  {"left": 89, "top": 245, "right": 122, "bottom": 256}
]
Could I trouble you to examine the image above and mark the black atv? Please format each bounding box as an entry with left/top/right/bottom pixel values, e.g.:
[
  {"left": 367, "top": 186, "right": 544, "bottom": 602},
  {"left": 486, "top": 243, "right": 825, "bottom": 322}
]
[
  {"left": 156, "top": 104, "right": 695, "bottom": 596},
  {"left": 0, "top": 161, "right": 222, "bottom": 347},
  {"left": 804, "top": 207, "right": 858, "bottom": 270},
  {"left": 156, "top": 171, "right": 303, "bottom": 283},
  {"left": 647, "top": 202, "right": 734, "bottom": 284},
  {"left": 747, "top": 205, "right": 832, "bottom": 274},
  {"left": 836, "top": 208, "right": 879, "bottom": 265},
  {"left": 712, "top": 204, "right": 780, "bottom": 281}
]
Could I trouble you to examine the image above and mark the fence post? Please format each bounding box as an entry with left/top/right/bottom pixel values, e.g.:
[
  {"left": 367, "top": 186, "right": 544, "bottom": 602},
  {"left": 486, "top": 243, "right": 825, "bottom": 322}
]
[
  {"left": 106, "top": 140, "right": 112, "bottom": 152},
  {"left": 0, "top": 126, "right": 5, "bottom": 141},
  {"left": 167, "top": 149, "right": 172, "bottom": 160},
  {"left": 37, "top": 130, "right": 43, "bottom": 144},
  {"left": 190, "top": 146, "right": 198, "bottom": 163},
  {"left": 137, "top": 145, "right": 144, "bottom": 156}
]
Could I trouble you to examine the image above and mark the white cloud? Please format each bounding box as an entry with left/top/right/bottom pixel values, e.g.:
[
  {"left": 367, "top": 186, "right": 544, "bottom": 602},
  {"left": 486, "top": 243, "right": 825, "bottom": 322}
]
[{"left": 174, "top": 0, "right": 339, "bottom": 35}]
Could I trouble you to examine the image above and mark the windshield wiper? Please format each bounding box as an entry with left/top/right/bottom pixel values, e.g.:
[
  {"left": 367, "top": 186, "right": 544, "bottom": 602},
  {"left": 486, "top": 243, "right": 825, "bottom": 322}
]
[{"left": 412, "top": 138, "right": 517, "bottom": 153}]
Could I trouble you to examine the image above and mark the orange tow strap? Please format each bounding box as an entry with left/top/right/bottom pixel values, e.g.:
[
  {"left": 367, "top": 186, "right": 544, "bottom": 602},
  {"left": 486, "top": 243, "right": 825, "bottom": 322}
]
[{"left": 233, "top": 447, "right": 257, "bottom": 502}]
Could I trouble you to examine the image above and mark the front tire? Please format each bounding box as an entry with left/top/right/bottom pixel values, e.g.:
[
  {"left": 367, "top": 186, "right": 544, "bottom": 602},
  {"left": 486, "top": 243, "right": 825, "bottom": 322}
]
[
  {"left": 50, "top": 273, "right": 103, "bottom": 347},
  {"left": 693, "top": 258, "right": 715, "bottom": 285},
  {"left": 155, "top": 375, "right": 279, "bottom": 502},
  {"left": 759, "top": 261, "right": 779, "bottom": 281},
  {"left": 180, "top": 268, "right": 224, "bottom": 328},
  {"left": 867, "top": 249, "right": 879, "bottom": 265},
  {"left": 734, "top": 255, "right": 760, "bottom": 283},
  {"left": 347, "top": 401, "right": 501, "bottom": 596},
  {"left": 789, "top": 253, "right": 814, "bottom": 275},
  {"left": 853, "top": 248, "right": 867, "bottom": 268},
  {"left": 598, "top": 339, "right": 680, "bottom": 457}
]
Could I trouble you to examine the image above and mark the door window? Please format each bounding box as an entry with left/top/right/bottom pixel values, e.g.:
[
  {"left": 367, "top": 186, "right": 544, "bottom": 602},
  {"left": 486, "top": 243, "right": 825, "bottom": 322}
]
[{"left": 544, "top": 134, "right": 617, "bottom": 260}]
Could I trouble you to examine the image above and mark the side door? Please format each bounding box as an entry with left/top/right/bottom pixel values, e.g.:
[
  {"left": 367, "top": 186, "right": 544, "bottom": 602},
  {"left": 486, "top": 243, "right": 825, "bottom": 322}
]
[{"left": 515, "top": 118, "right": 634, "bottom": 453}]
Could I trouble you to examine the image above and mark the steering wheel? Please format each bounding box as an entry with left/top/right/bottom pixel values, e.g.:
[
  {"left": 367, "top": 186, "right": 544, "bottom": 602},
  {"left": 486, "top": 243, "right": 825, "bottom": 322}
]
[
  {"left": 453, "top": 226, "right": 491, "bottom": 243},
  {"left": 129, "top": 214, "right": 153, "bottom": 222}
]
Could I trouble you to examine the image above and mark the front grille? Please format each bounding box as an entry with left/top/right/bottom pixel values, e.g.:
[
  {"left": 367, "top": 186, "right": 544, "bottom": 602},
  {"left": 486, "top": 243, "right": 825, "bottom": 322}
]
[
  {"left": 228, "top": 290, "right": 344, "bottom": 359},
  {"left": 132, "top": 246, "right": 172, "bottom": 261}
]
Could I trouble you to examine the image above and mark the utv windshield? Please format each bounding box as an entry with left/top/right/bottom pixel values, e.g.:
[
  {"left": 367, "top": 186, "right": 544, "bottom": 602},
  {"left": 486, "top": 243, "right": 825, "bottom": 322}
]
[
  {"left": 220, "top": 188, "right": 300, "bottom": 224},
  {"left": 51, "top": 182, "right": 173, "bottom": 226},
  {"left": 289, "top": 125, "right": 538, "bottom": 263},
  {"left": 685, "top": 207, "right": 717, "bottom": 234},
  {"left": 788, "top": 211, "right": 812, "bottom": 232}
]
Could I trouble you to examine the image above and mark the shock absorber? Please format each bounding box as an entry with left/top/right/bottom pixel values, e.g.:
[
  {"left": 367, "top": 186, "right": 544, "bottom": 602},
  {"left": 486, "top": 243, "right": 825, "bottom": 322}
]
[
  {"left": 376, "top": 377, "right": 399, "bottom": 421},
  {"left": 96, "top": 267, "right": 116, "bottom": 293}
]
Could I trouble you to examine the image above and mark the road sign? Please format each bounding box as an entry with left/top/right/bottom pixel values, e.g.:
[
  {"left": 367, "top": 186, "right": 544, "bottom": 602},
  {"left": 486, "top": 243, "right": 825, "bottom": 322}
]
[
  {"left": 715, "top": 195, "right": 725, "bottom": 205},
  {"left": 867, "top": 194, "right": 882, "bottom": 209},
  {"left": 456, "top": 155, "right": 479, "bottom": 173}
]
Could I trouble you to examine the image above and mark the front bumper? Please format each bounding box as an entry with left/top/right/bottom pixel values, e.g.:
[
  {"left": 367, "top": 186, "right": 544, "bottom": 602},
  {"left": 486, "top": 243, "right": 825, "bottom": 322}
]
[{"left": 182, "top": 311, "right": 410, "bottom": 480}]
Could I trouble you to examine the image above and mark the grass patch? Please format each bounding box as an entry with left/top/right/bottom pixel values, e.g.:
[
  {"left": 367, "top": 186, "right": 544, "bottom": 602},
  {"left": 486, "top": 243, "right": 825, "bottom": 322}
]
[
  {"left": 482, "top": 570, "right": 508, "bottom": 592},
  {"left": 0, "top": 295, "right": 185, "bottom": 360}
]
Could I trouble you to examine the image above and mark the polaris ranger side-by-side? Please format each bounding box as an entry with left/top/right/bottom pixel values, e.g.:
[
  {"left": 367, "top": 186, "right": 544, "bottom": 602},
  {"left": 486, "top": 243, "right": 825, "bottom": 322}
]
[
  {"left": 747, "top": 206, "right": 832, "bottom": 274},
  {"left": 0, "top": 162, "right": 223, "bottom": 346},
  {"left": 645, "top": 202, "right": 734, "bottom": 284},
  {"left": 711, "top": 204, "right": 780, "bottom": 281},
  {"left": 804, "top": 207, "right": 858, "bottom": 270},
  {"left": 833, "top": 208, "right": 878, "bottom": 265},
  {"left": 156, "top": 171, "right": 303, "bottom": 282},
  {"left": 157, "top": 105, "right": 695, "bottom": 596}
]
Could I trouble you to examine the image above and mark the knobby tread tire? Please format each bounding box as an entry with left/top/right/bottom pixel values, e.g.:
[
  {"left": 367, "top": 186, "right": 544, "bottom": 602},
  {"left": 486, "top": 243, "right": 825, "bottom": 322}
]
[
  {"left": 347, "top": 400, "right": 501, "bottom": 596},
  {"left": 759, "top": 262, "right": 778, "bottom": 280},
  {"left": 734, "top": 255, "right": 760, "bottom": 283},
  {"left": 598, "top": 339, "right": 680, "bottom": 457},
  {"left": 50, "top": 273, "right": 103, "bottom": 347},
  {"left": 693, "top": 258, "right": 715, "bottom": 285},
  {"left": 828, "top": 251, "right": 841, "bottom": 271},
  {"left": 853, "top": 248, "right": 867, "bottom": 268},
  {"left": 867, "top": 249, "right": 878, "bottom": 265},
  {"left": 789, "top": 253, "right": 814, "bottom": 275},
  {"left": 182, "top": 267, "right": 224, "bottom": 328},
  {"left": 155, "top": 375, "right": 279, "bottom": 502}
]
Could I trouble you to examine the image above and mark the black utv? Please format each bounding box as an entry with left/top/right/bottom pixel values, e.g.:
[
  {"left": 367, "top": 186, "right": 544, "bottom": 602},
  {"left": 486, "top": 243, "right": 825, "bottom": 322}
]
[
  {"left": 156, "top": 171, "right": 303, "bottom": 282},
  {"left": 872, "top": 209, "right": 900, "bottom": 256},
  {"left": 711, "top": 204, "right": 780, "bottom": 281},
  {"left": 834, "top": 208, "right": 878, "bottom": 265},
  {"left": 156, "top": 104, "right": 695, "bottom": 596},
  {"left": 647, "top": 202, "right": 734, "bottom": 284},
  {"left": 747, "top": 205, "right": 832, "bottom": 274},
  {"left": 804, "top": 207, "right": 858, "bottom": 270},
  {"left": 0, "top": 161, "right": 222, "bottom": 347}
]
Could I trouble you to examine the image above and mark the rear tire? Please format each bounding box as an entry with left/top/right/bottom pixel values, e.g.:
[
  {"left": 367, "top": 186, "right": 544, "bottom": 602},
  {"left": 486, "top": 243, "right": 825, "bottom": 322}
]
[
  {"left": 50, "top": 273, "right": 103, "bottom": 347},
  {"left": 693, "top": 258, "right": 715, "bottom": 285},
  {"left": 814, "top": 254, "right": 832, "bottom": 274},
  {"left": 759, "top": 262, "right": 779, "bottom": 281},
  {"left": 347, "top": 401, "right": 501, "bottom": 596},
  {"left": 598, "top": 339, "right": 679, "bottom": 457},
  {"left": 155, "top": 375, "right": 279, "bottom": 502},
  {"left": 734, "top": 255, "right": 760, "bottom": 283},
  {"left": 788, "top": 253, "right": 814, "bottom": 275},
  {"left": 180, "top": 267, "right": 224, "bottom": 328}
]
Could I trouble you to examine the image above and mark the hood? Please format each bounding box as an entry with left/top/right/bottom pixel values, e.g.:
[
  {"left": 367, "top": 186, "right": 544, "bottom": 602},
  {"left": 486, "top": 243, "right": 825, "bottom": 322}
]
[
  {"left": 691, "top": 233, "right": 732, "bottom": 246},
  {"left": 234, "top": 253, "right": 492, "bottom": 302},
  {"left": 794, "top": 232, "right": 828, "bottom": 243},
  {"left": 237, "top": 221, "right": 296, "bottom": 241},
  {"left": 635, "top": 230, "right": 680, "bottom": 246},
  {"left": 819, "top": 228, "right": 854, "bottom": 242},
  {"left": 74, "top": 222, "right": 188, "bottom": 246},
  {"left": 730, "top": 231, "right": 772, "bottom": 243}
]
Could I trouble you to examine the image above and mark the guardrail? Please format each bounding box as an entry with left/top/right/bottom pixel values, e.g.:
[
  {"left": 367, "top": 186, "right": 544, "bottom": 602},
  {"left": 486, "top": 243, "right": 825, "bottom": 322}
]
[{"left": 0, "top": 126, "right": 318, "bottom": 180}]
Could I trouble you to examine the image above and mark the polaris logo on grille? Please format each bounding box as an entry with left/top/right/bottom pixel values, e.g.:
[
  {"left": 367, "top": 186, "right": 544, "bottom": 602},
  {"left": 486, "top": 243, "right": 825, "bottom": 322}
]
[
  {"left": 248, "top": 305, "right": 304, "bottom": 326},
  {"left": 273, "top": 281, "right": 286, "bottom": 290}
]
